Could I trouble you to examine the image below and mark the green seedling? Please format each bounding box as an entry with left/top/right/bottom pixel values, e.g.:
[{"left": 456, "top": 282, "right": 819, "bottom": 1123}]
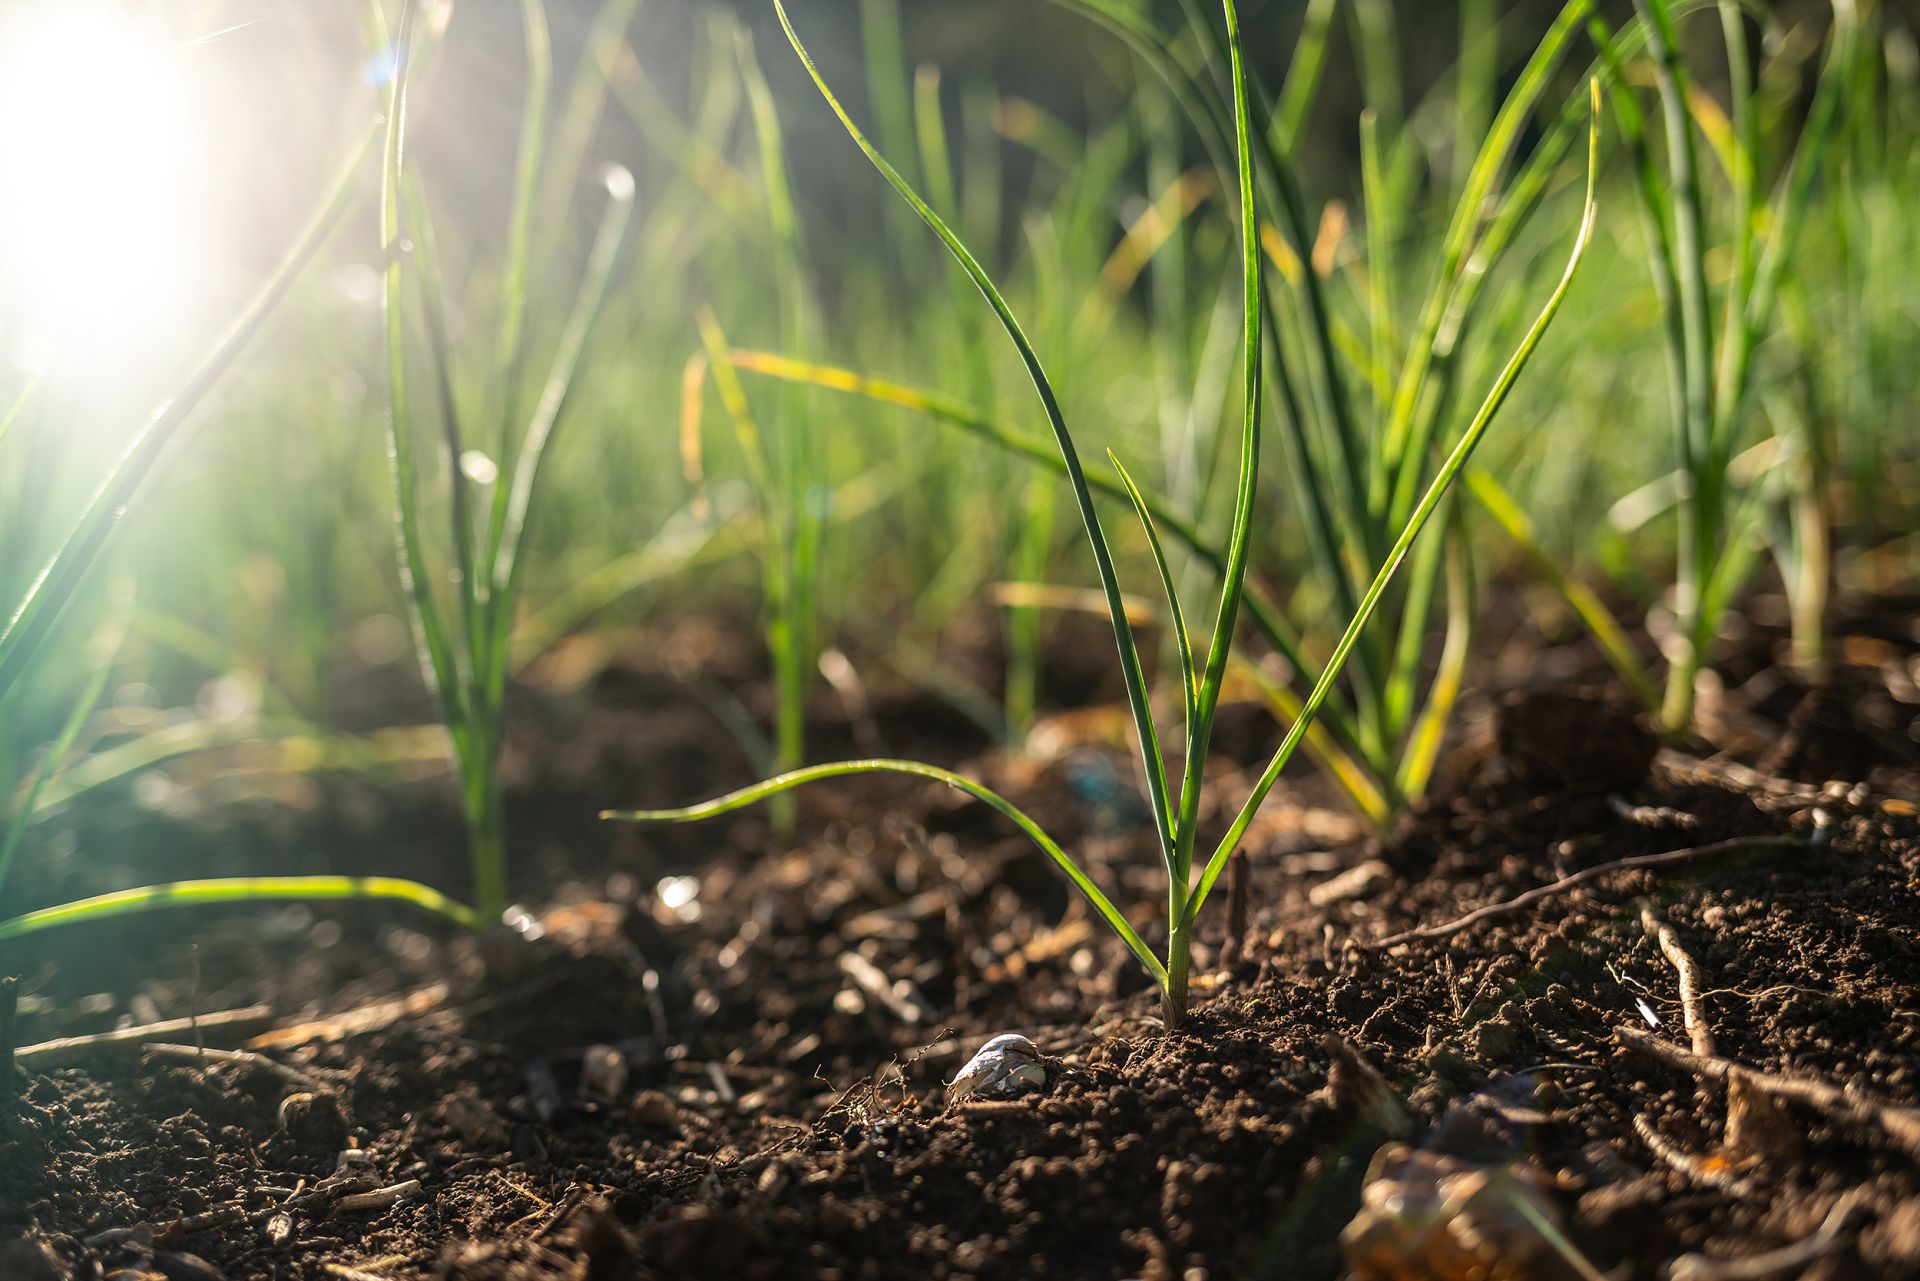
[
  {"left": 702, "top": 0, "right": 1619, "bottom": 824},
  {"left": 663, "top": 17, "right": 826, "bottom": 829},
  {"left": 377, "top": 0, "right": 635, "bottom": 920},
  {"left": 608, "top": 1, "right": 1601, "bottom": 1026},
  {"left": 676, "top": 345, "right": 1393, "bottom": 824},
  {"left": 738, "top": 22, "right": 822, "bottom": 834},
  {"left": 1476, "top": 1, "right": 1857, "bottom": 734},
  {"left": 1608, "top": 0, "right": 1855, "bottom": 733}
]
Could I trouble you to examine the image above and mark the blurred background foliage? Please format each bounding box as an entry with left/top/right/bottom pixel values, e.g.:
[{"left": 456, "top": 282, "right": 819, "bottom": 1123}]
[{"left": 0, "top": 0, "right": 1914, "bottom": 918}]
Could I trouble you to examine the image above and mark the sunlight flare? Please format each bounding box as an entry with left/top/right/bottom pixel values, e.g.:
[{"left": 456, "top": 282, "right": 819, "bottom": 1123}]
[{"left": 0, "top": 6, "right": 200, "bottom": 351}]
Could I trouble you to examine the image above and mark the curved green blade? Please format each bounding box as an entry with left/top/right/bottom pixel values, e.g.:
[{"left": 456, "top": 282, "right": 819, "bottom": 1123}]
[
  {"left": 1185, "top": 81, "right": 1606, "bottom": 931},
  {"left": 772, "top": 0, "right": 1178, "bottom": 871},
  {"left": 606, "top": 758, "right": 1166, "bottom": 984},
  {"left": 0, "top": 876, "right": 480, "bottom": 943}
]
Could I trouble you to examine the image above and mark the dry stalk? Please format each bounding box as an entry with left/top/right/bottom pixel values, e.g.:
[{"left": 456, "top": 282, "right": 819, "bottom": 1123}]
[
  {"left": 1, "top": 975, "right": 16, "bottom": 1123},
  {"left": 1639, "top": 903, "right": 1715, "bottom": 1057},
  {"left": 1371, "top": 836, "right": 1798, "bottom": 947},
  {"left": 84, "top": 1174, "right": 424, "bottom": 1250},
  {"left": 1656, "top": 751, "right": 1827, "bottom": 803},
  {"left": 246, "top": 981, "right": 452, "bottom": 1050},
  {"left": 1608, "top": 794, "right": 1699, "bottom": 829},
  {"left": 333, "top": 1180, "right": 423, "bottom": 1213},
  {"left": 1664, "top": 1192, "right": 1869, "bottom": 1281},
  {"left": 1631, "top": 1114, "right": 1756, "bottom": 1198},
  {"left": 140, "top": 1042, "right": 328, "bottom": 1093},
  {"left": 1224, "top": 852, "right": 1249, "bottom": 963},
  {"left": 15, "top": 1004, "right": 274, "bottom": 1066},
  {"left": 84, "top": 1205, "right": 249, "bottom": 1248},
  {"left": 1616, "top": 1026, "right": 1920, "bottom": 1162},
  {"left": 189, "top": 944, "right": 207, "bottom": 1072}
]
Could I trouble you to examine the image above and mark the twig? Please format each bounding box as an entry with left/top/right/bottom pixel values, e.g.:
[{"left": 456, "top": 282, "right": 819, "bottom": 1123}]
[
  {"left": 1657, "top": 751, "right": 1825, "bottom": 803},
  {"left": 246, "top": 981, "right": 451, "bottom": 1050},
  {"left": 1609, "top": 794, "right": 1699, "bottom": 829},
  {"left": 1, "top": 976, "right": 17, "bottom": 1124},
  {"left": 83, "top": 1173, "right": 420, "bottom": 1249},
  {"left": 1616, "top": 1027, "right": 1920, "bottom": 1162},
  {"left": 1371, "top": 836, "right": 1798, "bottom": 947},
  {"left": 16, "top": 1005, "right": 275, "bottom": 1066},
  {"left": 323, "top": 1266, "right": 399, "bottom": 1281},
  {"left": 140, "top": 1042, "right": 329, "bottom": 1093},
  {"left": 837, "top": 952, "right": 933, "bottom": 1025},
  {"left": 333, "top": 1180, "right": 422, "bottom": 1213},
  {"left": 491, "top": 1171, "right": 550, "bottom": 1212},
  {"left": 1665, "top": 1193, "right": 1868, "bottom": 1281},
  {"left": 84, "top": 1204, "right": 249, "bottom": 1248},
  {"left": 1640, "top": 903, "right": 1715, "bottom": 1057},
  {"left": 1224, "top": 852, "right": 1249, "bottom": 963},
  {"left": 527, "top": 1185, "right": 587, "bottom": 1241},
  {"left": 1632, "top": 1114, "right": 1755, "bottom": 1197},
  {"left": 190, "top": 944, "right": 207, "bottom": 1071}
]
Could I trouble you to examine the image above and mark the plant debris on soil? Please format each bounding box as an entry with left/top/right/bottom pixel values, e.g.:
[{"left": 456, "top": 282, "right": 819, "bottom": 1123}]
[{"left": 2, "top": 602, "right": 1918, "bottom": 1280}]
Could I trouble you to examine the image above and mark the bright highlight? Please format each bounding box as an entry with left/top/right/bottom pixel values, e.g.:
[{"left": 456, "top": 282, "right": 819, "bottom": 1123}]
[{"left": 0, "top": 7, "right": 198, "bottom": 351}]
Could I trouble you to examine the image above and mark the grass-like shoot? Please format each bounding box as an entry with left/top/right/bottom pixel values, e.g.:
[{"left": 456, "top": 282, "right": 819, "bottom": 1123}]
[
  {"left": 666, "top": 0, "right": 1620, "bottom": 828},
  {"left": 376, "top": 0, "right": 634, "bottom": 922},
  {"left": 608, "top": 1, "right": 1602, "bottom": 1027},
  {"left": 1475, "top": 1, "right": 1859, "bottom": 737}
]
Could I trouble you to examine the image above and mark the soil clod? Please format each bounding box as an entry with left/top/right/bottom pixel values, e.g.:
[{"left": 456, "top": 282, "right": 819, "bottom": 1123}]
[
  {"left": 3, "top": 630, "right": 1915, "bottom": 1280},
  {"left": 277, "top": 1091, "right": 349, "bottom": 1151}
]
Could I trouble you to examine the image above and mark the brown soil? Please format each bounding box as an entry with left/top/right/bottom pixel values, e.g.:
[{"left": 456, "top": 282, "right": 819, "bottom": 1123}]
[{"left": 2, "top": 598, "right": 1918, "bottom": 1280}]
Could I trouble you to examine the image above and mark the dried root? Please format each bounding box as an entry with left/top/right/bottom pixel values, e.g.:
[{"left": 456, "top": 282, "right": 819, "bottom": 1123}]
[
  {"left": 1617, "top": 1027, "right": 1920, "bottom": 1163},
  {"left": 1374, "top": 836, "right": 1798, "bottom": 948},
  {"left": 1639, "top": 903, "right": 1714, "bottom": 1058}
]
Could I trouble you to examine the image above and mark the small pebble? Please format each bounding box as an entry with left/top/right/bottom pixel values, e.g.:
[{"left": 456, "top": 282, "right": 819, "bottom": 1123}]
[
  {"left": 631, "top": 1090, "right": 682, "bottom": 1130},
  {"left": 442, "top": 1087, "right": 510, "bottom": 1149},
  {"left": 580, "top": 1044, "right": 629, "bottom": 1102}
]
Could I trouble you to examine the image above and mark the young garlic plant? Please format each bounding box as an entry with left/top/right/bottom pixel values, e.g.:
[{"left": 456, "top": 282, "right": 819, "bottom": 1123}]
[
  {"left": 380, "top": 0, "right": 634, "bottom": 921},
  {"left": 675, "top": 0, "right": 1622, "bottom": 830},
  {"left": 608, "top": 2, "right": 1601, "bottom": 1027},
  {"left": 1473, "top": 0, "right": 1858, "bottom": 738}
]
